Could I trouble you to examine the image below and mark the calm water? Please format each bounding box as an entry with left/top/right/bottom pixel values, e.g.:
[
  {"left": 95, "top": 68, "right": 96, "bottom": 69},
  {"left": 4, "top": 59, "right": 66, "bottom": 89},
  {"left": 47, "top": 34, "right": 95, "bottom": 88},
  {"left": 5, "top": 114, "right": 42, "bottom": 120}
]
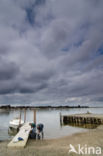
[{"left": 0, "top": 107, "right": 103, "bottom": 141}]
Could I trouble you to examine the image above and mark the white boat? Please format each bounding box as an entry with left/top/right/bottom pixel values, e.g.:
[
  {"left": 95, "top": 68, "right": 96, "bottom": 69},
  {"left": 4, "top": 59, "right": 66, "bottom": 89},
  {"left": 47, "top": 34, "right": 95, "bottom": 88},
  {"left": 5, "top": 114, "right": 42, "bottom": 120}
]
[{"left": 9, "top": 118, "right": 24, "bottom": 129}]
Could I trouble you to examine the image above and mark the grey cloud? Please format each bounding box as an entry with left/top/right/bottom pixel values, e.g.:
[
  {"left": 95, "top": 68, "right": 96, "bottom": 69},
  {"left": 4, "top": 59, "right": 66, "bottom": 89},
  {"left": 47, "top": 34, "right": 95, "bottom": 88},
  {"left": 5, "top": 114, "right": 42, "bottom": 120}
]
[
  {"left": 0, "top": 59, "right": 19, "bottom": 80},
  {"left": 19, "top": 82, "right": 47, "bottom": 94},
  {"left": 0, "top": 0, "right": 103, "bottom": 106},
  {"left": 24, "top": 69, "right": 55, "bottom": 82}
]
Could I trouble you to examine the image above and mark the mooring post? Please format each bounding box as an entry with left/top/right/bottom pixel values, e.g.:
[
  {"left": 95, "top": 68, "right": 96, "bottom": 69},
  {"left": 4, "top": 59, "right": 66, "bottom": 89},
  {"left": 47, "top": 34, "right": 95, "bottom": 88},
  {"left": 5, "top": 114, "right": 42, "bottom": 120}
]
[
  {"left": 19, "top": 109, "right": 22, "bottom": 125},
  {"left": 60, "top": 112, "right": 63, "bottom": 126},
  {"left": 34, "top": 109, "right": 36, "bottom": 124},
  {"left": 24, "top": 108, "right": 26, "bottom": 123}
]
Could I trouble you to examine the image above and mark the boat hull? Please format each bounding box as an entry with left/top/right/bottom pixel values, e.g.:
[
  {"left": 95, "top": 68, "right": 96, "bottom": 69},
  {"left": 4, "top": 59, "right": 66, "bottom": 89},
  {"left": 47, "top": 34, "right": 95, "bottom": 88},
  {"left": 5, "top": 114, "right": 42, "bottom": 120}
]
[{"left": 9, "top": 119, "right": 24, "bottom": 130}]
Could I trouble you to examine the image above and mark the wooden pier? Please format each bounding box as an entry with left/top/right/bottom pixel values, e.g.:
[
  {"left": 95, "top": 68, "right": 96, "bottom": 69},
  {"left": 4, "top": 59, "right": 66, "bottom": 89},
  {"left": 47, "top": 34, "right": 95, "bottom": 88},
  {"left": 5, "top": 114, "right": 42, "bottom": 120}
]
[
  {"left": 8, "top": 109, "right": 37, "bottom": 148},
  {"left": 60, "top": 113, "right": 103, "bottom": 126},
  {"left": 8, "top": 123, "right": 31, "bottom": 148}
]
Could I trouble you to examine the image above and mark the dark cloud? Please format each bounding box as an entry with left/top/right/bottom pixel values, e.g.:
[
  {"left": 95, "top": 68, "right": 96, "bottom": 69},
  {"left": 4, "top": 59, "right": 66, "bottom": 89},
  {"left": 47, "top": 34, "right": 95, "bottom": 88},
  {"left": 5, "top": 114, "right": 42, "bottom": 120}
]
[
  {"left": 0, "top": 59, "right": 19, "bottom": 80},
  {"left": 0, "top": 0, "right": 103, "bottom": 106}
]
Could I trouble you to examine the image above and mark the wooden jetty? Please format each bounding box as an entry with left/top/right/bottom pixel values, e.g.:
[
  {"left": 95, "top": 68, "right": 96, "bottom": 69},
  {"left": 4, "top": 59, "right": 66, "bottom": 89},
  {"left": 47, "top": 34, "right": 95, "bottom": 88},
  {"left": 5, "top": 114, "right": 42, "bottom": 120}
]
[
  {"left": 8, "top": 123, "right": 31, "bottom": 148},
  {"left": 8, "top": 109, "right": 37, "bottom": 148},
  {"left": 61, "top": 113, "right": 103, "bottom": 126}
]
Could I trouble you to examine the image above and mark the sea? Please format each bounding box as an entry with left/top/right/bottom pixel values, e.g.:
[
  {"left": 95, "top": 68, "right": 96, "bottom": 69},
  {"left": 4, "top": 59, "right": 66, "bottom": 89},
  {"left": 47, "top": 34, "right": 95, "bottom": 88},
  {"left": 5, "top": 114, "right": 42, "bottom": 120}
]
[{"left": 0, "top": 107, "right": 103, "bottom": 141}]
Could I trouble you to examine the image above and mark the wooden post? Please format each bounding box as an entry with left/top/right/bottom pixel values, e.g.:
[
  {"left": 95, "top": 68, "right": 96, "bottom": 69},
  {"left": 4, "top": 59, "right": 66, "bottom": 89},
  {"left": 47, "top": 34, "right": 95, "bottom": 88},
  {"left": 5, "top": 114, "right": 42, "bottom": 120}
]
[
  {"left": 19, "top": 110, "right": 21, "bottom": 125},
  {"left": 34, "top": 109, "right": 36, "bottom": 124},
  {"left": 60, "top": 112, "right": 62, "bottom": 126},
  {"left": 24, "top": 109, "right": 26, "bottom": 123}
]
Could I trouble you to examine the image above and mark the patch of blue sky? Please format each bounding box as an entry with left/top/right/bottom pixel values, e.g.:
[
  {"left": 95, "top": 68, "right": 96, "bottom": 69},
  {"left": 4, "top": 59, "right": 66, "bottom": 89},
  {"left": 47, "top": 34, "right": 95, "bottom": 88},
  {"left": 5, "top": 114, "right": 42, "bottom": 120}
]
[
  {"left": 73, "top": 39, "right": 83, "bottom": 47},
  {"left": 61, "top": 44, "right": 72, "bottom": 53},
  {"left": 61, "top": 47, "right": 69, "bottom": 52},
  {"left": 35, "top": 0, "right": 46, "bottom": 6},
  {"left": 25, "top": 0, "right": 46, "bottom": 26},
  {"left": 25, "top": 7, "right": 35, "bottom": 25},
  {"left": 97, "top": 47, "right": 103, "bottom": 55},
  {"left": 61, "top": 39, "right": 84, "bottom": 53},
  {"left": 90, "top": 45, "right": 103, "bottom": 61}
]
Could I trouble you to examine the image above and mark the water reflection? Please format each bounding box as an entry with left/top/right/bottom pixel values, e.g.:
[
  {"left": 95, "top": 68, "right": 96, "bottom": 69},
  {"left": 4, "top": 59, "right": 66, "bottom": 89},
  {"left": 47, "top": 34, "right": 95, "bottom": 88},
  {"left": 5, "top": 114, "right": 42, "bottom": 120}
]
[
  {"left": 8, "top": 127, "right": 19, "bottom": 136},
  {"left": 63, "top": 123, "right": 99, "bottom": 129},
  {"left": 0, "top": 109, "right": 10, "bottom": 115}
]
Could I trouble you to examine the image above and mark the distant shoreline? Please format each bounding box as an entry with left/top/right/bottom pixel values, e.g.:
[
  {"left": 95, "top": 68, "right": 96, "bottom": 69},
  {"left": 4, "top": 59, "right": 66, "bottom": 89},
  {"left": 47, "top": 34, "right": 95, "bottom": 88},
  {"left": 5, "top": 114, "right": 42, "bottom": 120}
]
[
  {"left": 0, "top": 104, "right": 103, "bottom": 110},
  {"left": 0, "top": 104, "right": 90, "bottom": 110}
]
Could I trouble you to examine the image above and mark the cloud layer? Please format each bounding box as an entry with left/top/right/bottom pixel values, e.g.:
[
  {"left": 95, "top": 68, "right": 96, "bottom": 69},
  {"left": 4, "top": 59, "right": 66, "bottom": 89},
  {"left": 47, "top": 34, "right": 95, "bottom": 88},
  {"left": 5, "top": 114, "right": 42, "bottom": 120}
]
[{"left": 0, "top": 0, "right": 103, "bottom": 106}]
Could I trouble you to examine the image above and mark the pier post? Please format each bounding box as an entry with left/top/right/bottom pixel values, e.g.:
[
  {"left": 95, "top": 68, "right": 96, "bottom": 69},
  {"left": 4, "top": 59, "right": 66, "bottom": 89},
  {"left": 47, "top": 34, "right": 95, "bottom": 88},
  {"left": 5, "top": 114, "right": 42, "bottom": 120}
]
[
  {"left": 19, "top": 110, "right": 21, "bottom": 125},
  {"left": 34, "top": 109, "right": 36, "bottom": 124},
  {"left": 60, "top": 112, "right": 63, "bottom": 126},
  {"left": 24, "top": 109, "right": 26, "bottom": 123}
]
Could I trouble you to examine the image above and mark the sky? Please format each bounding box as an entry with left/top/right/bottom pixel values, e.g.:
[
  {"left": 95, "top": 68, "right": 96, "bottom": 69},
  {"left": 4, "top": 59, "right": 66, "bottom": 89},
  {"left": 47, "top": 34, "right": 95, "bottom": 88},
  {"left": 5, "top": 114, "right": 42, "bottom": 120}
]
[{"left": 0, "top": 0, "right": 103, "bottom": 106}]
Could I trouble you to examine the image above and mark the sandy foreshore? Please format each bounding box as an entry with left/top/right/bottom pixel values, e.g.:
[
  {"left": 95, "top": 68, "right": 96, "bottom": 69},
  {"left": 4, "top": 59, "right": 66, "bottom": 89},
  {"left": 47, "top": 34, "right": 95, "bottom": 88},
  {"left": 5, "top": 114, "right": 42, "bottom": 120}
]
[{"left": 0, "top": 126, "right": 103, "bottom": 156}]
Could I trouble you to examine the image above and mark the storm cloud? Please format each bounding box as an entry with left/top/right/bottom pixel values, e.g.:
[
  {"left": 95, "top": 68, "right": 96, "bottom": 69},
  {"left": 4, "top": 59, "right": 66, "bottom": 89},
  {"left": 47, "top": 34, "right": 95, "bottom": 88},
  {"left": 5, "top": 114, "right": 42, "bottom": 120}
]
[{"left": 0, "top": 0, "right": 103, "bottom": 106}]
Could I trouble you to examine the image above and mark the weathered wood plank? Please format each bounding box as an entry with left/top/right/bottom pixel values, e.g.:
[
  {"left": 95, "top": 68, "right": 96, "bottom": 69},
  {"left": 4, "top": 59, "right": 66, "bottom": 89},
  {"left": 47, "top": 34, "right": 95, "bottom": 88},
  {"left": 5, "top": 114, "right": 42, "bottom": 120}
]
[{"left": 8, "top": 123, "right": 31, "bottom": 148}]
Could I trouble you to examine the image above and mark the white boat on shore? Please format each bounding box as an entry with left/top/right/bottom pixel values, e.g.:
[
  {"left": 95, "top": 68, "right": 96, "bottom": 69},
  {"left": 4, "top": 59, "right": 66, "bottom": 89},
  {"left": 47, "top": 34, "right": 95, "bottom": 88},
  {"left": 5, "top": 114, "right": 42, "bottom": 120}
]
[{"left": 9, "top": 118, "right": 24, "bottom": 129}]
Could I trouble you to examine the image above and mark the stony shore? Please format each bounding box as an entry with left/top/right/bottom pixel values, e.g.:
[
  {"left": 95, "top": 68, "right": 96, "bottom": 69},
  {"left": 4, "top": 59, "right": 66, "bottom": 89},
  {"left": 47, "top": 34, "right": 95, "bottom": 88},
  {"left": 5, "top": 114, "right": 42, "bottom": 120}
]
[{"left": 0, "top": 125, "right": 103, "bottom": 156}]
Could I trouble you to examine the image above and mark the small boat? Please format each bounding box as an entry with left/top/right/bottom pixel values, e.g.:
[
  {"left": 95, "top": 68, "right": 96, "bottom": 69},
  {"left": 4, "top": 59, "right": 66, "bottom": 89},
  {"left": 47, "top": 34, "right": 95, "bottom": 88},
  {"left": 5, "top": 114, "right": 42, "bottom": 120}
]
[{"left": 9, "top": 118, "right": 24, "bottom": 129}]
